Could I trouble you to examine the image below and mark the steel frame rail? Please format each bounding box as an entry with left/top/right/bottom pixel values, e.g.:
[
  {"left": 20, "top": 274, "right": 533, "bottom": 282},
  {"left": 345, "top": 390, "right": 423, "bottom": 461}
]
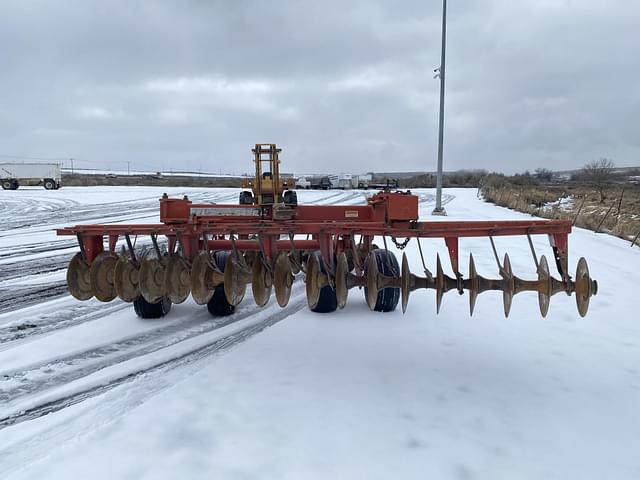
[{"left": 57, "top": 219, "right": 572, "bottom": 281}]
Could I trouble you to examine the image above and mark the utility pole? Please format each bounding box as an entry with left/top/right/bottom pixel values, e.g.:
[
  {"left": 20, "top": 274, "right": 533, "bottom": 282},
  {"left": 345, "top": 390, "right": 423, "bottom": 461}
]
[
  {"left": 70, "top": 158, "right": 74, "bottom": 175},
  {"left": 432, "top": 0, "right": 447, "bottom": 215},
  {"left": 127, "top": 161, "right": 130, "bottom": 176}
]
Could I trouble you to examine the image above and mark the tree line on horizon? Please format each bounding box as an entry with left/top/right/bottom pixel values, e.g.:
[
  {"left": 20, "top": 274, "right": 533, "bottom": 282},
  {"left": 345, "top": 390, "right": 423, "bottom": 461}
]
[{"left": 399, "top": 158, "right": 639, "bottom": 203}]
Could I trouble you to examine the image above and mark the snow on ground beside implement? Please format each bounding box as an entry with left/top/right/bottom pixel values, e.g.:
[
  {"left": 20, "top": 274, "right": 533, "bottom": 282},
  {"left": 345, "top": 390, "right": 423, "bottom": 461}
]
[{"left": 56, "top": 144, "right": 597, "bottom": 319}]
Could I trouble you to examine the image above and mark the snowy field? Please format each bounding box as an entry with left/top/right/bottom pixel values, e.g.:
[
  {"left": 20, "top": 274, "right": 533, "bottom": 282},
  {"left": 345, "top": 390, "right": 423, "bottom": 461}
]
[{"left": 0, "top": 186, "right": 638, "bottom": 479}]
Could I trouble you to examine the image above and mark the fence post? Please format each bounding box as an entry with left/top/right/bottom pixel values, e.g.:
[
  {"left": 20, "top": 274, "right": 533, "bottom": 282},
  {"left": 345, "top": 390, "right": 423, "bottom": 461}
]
[
  {"left": 596, "top": 201, "right": 616, "bottom": 233},
  {"left": 517, "top": 188, "right": 524, "bottom": 211},
  {"left": 616, "top": 188, "right": 625, "bottom": 216},
  {"left": 572, "top": 194, "right": 588, "bottom": 226}
]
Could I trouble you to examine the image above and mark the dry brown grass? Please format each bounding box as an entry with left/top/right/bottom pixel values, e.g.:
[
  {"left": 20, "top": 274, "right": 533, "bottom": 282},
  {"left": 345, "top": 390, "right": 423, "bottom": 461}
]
[{"left": 481, "top": 184, "right": 640, "bottom": 248}]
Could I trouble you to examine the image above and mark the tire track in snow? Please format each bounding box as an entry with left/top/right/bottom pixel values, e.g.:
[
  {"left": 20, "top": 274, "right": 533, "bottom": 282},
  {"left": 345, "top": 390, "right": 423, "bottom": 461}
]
[
  {"left": 0, "top": 294, "right": 296, "bottom": 402},
  {"left": 0, "top": 295, "right": 306, "bottom": 430},
  {"left": 0, "top": 281, "right": 69, "bottom": 315},
  {"left": 0, "top": 190, "right": 233, "bottom": 233},
  {"left": 0, "top": 300, "right": 131, "bottom": 344},
  {"left": 0, "top": 187, "right": 433, "bottom": 430},
  {"left": 0, "top": 240, "right": 77, "bottom": 260},
  {"left": 0, "top": 254, "right": 69, "bottom": 281}
]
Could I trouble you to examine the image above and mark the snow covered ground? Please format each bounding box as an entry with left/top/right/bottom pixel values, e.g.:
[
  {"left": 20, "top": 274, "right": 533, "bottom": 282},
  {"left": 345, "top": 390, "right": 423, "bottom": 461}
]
[{"left": 0, "top": 186, "right": 638, "bottom": 479}]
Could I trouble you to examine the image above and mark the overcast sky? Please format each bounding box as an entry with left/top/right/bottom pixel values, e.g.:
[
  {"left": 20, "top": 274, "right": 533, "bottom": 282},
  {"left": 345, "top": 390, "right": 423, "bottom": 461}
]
[{"left": 0, "top": 1, "right": 638, "bottom": 175}]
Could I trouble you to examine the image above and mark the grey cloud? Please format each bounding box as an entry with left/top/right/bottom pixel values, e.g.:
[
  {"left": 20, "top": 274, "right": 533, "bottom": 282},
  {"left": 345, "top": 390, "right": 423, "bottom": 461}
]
[{"left": 0, "top": 0, "right": 638, "bottom": 174}]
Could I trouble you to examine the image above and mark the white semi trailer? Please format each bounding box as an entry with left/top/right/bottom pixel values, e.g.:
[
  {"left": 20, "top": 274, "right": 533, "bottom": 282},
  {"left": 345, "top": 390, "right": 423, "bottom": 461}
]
[
  {"left": 0, "top": 163, "right": 62, "bottom": 190},
  {"left": 352, "top": 173, "right": 373, "bottom": 189},
  {"left": 328, "top": 173, "right": 353, "bottom": 189}
]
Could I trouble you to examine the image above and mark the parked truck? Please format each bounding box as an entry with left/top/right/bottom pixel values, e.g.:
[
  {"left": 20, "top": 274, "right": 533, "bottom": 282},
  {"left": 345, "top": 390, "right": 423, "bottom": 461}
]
[
  {"left": 329, "top": 173, "right": 353, "bottom": 189},
  {"left": 352, "top": 173, "right": 373, "bottom": 189},
  {"left": 309, "top": 175, "right": 332, "bottom": 190},
  {"left": 295, "top": 176, "right": 311, "bottom": 189},
  {"left": 0, "top": 163, "right": 62, "bottom": 190}
]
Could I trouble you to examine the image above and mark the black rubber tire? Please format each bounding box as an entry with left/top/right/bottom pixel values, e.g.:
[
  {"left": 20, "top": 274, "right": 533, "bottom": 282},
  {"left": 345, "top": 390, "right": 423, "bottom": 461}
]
[
  {"left": 133, "top": 296, "right": 172, "bottom": 318},
  {"left": 310, "top": 251, "right": 338, "bottom": 313},
  {"left": 1, "top": 180, "right": 10, "bottom": 190},
  {"left": 239, "top": 191, "right": 254, "bottom": 205},
  {"left": 206, "top": 251, "right": 235, "bottom": 316},
  {"left": 11, "top": 180, "right": 19, "bottom": 190},
  {"left": 364, "top": 249, "right": 400, "bottom": 312},
  {"left": 283, "top": 190, "right": 298, "bottom": 205},
  {"left": 44, "top": 179, "right": 55, "bottom": 190}
]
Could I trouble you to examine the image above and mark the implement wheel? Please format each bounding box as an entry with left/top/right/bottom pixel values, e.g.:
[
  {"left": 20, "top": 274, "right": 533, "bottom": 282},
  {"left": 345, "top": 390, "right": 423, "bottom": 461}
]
[
  {"left": 133, "top": 296, "right": 172, "bottom": 319},
  {"left": 283, "top": 190, "right": 298, "bottom": 205},
  {"left": 239, "top": 191, "right": 254, "bottom": 205},
  {"left": 364, "top": 249, "right": 400, "bottom": 312},
  {"left": 207, "top": 251, "right": 235, "bottom": 316},
  {"left": 307, "top": 251, "right": 337, "bottom": 313}
]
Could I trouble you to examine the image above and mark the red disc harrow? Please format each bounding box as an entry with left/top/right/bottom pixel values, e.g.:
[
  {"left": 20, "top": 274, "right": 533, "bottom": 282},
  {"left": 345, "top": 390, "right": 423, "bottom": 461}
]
[{"left": 57, "top": 144, "right": 597, "bottom": 319}]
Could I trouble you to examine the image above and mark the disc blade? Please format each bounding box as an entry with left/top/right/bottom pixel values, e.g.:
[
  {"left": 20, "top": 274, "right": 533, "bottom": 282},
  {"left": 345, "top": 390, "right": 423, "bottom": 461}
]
[
  {"left": 335, "top": 252, "right": 349, "bottom": 309},
  {"left": 537, "top": 255, "right": 551, "bottom": 317},
  {"left": 365, "top": 252, "right": 380, "bottom": 310},
  {"left": 502, "top": 253, "right": 514, "bottom": 318},
  {"left": 289, "top": 251, "right": 302, "bottom": 275},
  {"left": 400, "top": 252, "right": 410, "bottom": 314},
  {"left": 252, "top": 255, "right": 272, "bottom": 307},
  {"left": 468, "top": 253, "right": 478, "bottom": 316},
  {"left": 191, "top": 251, "right": 215, "bottom": 305},
  {"left": 435, "top": 254, "right": 444, "bottom": 314},
  {"left": 575, "top": 257, "right": 592, "bottom": 317},
  {"left": 165, "top": 255, "right": 191, "bottom": 304},
  {"left": 114, "top": 255, "right": 140, "bottom": 302},
  {"left": 274, "top": 253, "right": 294, "bottom": 308},
  {"left": 90, "top": 251, "right": 118, "bottom": 302},
  {"left": 139, "top": 255, "right": 166, "bottom": 304},
  {"left": 224, "top": 254, "right": 248, "bottom": 306},
  {"left": 67, "top": 252, "right": 93, "bottom": 300},
  {"left": 243, "top": 251, "right": 257, "bottom": 269}
]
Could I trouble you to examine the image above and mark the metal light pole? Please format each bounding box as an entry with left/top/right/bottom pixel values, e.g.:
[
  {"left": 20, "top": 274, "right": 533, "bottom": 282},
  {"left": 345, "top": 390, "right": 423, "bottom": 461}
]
[{"left": 432, "top": 0, "right": 447, "bottom": 215}]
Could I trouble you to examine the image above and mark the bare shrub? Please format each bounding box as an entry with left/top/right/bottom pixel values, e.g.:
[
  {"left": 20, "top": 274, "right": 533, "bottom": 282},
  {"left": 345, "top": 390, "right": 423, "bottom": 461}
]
[{"left": 579, "top": 158, "right": 615, "bottom": 203}]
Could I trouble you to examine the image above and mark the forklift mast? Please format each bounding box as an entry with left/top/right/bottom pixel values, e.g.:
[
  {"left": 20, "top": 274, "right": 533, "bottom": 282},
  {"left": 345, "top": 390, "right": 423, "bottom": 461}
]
[{"left": 241, "top": 144, "right": 294, "bottom": 206}]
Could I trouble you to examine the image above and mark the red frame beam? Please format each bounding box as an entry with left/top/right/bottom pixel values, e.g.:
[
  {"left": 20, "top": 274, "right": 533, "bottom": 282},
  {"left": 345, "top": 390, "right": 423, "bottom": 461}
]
[
  {"left": 56, "top": 191, "right": 573, "bottom": 278},
  {"left": 57, "top": 219, "right": 571, "bottom": 239}
]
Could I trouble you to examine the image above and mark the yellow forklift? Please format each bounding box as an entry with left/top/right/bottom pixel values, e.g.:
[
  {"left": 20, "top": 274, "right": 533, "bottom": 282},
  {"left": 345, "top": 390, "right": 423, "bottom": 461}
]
[{"left": 239, "top": 144, "right": 297, "bottom": 206}]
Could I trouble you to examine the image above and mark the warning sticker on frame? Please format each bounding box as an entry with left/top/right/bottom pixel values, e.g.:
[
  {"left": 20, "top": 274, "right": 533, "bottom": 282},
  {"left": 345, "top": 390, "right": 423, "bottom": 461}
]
[
  {"left": 345, "top": 210, "right": 359, "bottom": 218},
  {"left": 190, "top": 207, "right": 261, "bottom": 217}
]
